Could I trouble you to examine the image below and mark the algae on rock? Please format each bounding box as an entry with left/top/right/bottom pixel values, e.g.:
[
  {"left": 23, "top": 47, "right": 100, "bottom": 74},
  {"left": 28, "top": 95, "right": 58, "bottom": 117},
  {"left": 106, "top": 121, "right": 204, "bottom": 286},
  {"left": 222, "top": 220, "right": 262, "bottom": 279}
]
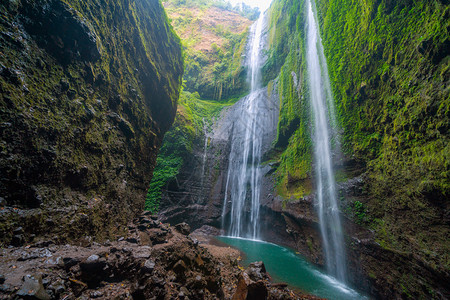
[
  {"left": 0, "top": 0, "right": 183, "bottom": 245},
  {"left": 263, "top": 0, "right": 449, "bottom": 298}
]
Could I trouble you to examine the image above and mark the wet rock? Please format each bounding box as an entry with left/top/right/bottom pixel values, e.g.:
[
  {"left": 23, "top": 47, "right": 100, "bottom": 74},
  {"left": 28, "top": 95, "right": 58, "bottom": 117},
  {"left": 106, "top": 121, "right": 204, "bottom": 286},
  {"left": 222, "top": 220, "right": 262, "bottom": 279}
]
[
  {"left": 13, "top": 227, "right": 24, "bottom": 235},
  {"left": 147, "top": 229, "right": 172, "bottom": 245},
  {"left": 0, "top": 284, "right": 11, "bottom": 293},
  {"left": 270, "top": 282, "right": 288, "bottom": 288},
  {"left": 17, "top": 274, "right": 51, "bottom": 300},
  {"left": 138, "top": 217, "right": 158, "bottom": 228},
  {"left": 173, "top": 260, "right": 187, "bottom": 274},
  {"left": 11, "top": 234, "right": 24, "bottom": 246},
  {"left": 191, "top": 225, "right": 224, "bottom": 236},
  {"left": 42, "top": 278, "right": 50, "bottom": 287},
  {"left": 137, "top": 224, "right": 149, "bottom": 231},
  {"left": 107, "top": 112, "right": 134, "bottom": 138},
  {"left": 32, "top": 240, "right": 54, "bottom": 248},
  {"left": 90, "top": 290, "right": 103, "bottom": 298},
  {"left": 246, "top": 261, "right": 268, "bottom": 282},
  {"left": 18, "top": 252, "right": 39, "bottom": 261},
  {"left": 232, "top": 272, "right": 268, "bottom": 300},
  {"left": 132, "top": 246, "right": 151, "bottom": 259},
  {"left": 60, "top": 79, "right": 70, "bottom": 92},
  {"left": 175, "top": 222, "right": 191, "bottom": 235},
  {"left": 247, "top": 281, "right": 268, "bottom": 300},
  {"left": 80, "top": 254, "right": 106, "bottom": 273},
  {"left": 63, "top": 257, "right": 80, "bottom": 269},
  {"left": 20, "top": 0, "right": 100, "bottom": 64},
  {"left": 141, "top": 259, "right": 155, "bottom": 274},
  {"left": 87, "top": 254, "right": 99, "bottom": 263},
  {"left": 126, "top": 237, "right": 139, "bottom": 244},
  {"left": 48, "top": 280, "right": 66, "bottom": 296},
  {"left": 232, "top": 272, "right": 251, "bottom": 300},
  {"left": 18, "top": 248, "right": 52, "bottom": 261},
  {"left": 67, "top": 89, "right": 77, "bottom": 99}
]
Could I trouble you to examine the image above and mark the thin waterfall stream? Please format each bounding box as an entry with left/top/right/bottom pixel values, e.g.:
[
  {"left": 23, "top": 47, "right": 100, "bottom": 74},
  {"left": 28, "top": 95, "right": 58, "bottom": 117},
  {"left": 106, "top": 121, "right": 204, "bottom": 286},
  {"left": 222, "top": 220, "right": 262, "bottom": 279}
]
[
  {"left": 199, "top": 119, "right": 208, "bottom": 201},
  {"left": 306, "top": 0, "right": 347, "bottom": 282}
]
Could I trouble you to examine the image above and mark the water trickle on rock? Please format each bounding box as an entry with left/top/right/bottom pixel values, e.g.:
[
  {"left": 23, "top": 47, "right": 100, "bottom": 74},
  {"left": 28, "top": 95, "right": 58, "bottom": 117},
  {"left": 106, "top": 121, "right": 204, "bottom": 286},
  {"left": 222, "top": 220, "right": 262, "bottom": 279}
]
[
  {"left": 306, "top": 0, "right": 347, "bottom": 282},
  {"left": 199, "top": 119, "right": 209, "bottom": 202}
]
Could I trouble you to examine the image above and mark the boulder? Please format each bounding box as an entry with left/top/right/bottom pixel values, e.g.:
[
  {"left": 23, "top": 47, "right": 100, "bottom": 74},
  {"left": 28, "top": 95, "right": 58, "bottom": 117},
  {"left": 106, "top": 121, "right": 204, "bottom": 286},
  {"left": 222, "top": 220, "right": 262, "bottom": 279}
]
[
  {"left": 232, "top": 272, "right": 268, "bottom": 300},
  {"left": 246, "top": 261, "right": 269, "bottom": 282},
  {"left": 175, "top": 222, "right": 191, "bottom": 235},
  {"left": 141, "top": 259, "right": 156, "bottom": 274},
  {"left": 16, "top": 274, "right": 50, "bottom": 300}
]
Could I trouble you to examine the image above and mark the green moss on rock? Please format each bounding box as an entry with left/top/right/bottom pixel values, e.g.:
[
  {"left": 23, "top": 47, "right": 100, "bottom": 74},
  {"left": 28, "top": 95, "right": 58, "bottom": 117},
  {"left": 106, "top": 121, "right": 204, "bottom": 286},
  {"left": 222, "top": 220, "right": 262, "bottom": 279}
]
[{"left": 0, "top": 0, "right": 183, "bottom": 245}]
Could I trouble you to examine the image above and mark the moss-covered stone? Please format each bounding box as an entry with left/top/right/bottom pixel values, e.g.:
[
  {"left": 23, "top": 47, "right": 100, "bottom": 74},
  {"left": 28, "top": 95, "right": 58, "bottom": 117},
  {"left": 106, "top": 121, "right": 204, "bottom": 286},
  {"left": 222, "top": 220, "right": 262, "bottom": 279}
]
[{"left": 0, "top": 0, "right": 183, "bottom": 245}]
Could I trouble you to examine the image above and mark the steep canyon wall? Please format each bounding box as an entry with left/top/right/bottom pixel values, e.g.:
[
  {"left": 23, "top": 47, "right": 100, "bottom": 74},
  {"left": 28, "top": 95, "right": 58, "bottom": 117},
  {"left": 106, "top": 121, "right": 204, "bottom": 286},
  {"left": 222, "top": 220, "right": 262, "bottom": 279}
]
[{"left": 0, "top": 0, "right": 183, "bottom": 245}]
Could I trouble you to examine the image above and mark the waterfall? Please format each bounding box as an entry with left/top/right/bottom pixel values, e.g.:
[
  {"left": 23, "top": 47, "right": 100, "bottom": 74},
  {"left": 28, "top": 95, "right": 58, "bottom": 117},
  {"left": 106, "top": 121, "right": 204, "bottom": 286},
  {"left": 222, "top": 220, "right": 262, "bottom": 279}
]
[
  {"left": 306, "top": 0, "right": 347, "bottom": 282},
  {"left": 199, "top": 119, "right": 208, "bottom": 202},
  {"left": 221, "top": 13, "right": 269, "bottom": 240}
]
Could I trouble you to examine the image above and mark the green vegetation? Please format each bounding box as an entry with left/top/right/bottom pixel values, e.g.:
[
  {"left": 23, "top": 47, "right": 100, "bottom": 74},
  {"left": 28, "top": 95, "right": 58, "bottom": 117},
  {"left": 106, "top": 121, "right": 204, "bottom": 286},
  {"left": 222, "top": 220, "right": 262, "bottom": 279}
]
[
  {"left": 163, "top": 0, "right": 253, "bottom": 100},
  {"left": 264, "top": 0, "right": 448, "bottom": 296},
  {"left": 169, "top": 0, "right": 260, "bottom": 19},
  {"left": 145, "top": 0, "right": 253, "bottom": 213},
  {"left": 0, "top": 0, "right": 182, "bottom": 243},
  {"left": 145, "top": 90, "right": 238, "bottom": 213},
  {"left": 352, "top": 200, "right": 367, "bottom": 225},
  {"left": 263, "top": 0, "right": 313, "bottom": 198},
  {"left": 314, "top": 0, "right": 449, "bottom": 271}
]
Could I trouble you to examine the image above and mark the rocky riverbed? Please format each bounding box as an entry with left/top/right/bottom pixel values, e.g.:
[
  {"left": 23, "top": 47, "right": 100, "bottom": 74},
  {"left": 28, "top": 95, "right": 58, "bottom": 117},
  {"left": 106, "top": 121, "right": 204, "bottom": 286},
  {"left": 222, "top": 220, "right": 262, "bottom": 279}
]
[{"left": 0, "top": 212, "right": 321, "bottom": 299}]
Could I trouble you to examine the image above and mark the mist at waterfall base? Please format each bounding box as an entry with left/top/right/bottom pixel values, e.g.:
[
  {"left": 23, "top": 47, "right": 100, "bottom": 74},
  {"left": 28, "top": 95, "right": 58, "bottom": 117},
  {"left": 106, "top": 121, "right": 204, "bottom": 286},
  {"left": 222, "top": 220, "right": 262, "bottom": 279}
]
[{"left": 217, "top": 237, "right": 367, "bottom": 300}]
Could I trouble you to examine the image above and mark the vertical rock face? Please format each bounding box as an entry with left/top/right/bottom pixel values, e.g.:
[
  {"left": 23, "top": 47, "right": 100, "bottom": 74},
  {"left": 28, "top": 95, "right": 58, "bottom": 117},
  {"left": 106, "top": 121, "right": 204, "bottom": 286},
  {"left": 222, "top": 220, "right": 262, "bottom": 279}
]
[
  {"left": 158, "top": 84, "right": 280, "bottom": 234},
  {"left": 0, "top": 0, "right": 183, "bottom": 245},
  {"left": 262, "top": 0, "right": 449, "bottom": 298}
]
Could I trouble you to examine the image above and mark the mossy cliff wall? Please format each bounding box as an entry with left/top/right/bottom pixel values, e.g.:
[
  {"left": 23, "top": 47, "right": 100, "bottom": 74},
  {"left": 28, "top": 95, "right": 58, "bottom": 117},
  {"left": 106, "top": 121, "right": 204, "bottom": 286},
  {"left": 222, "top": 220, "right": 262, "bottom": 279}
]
[
  {"left": 0, "top": 0, "right": 183, "bottom": 245},
  {"left": 146, "top": 0, "right": 253, "bottom": 217},
  {"left": 163, "top": 0, "right": 253, "bottom": 100},
  {"left": 266, "top": 0, "right": 449, "bottom": 298},
  {"left": 316, "top": 0, "right": 449, "bottom": 297}
]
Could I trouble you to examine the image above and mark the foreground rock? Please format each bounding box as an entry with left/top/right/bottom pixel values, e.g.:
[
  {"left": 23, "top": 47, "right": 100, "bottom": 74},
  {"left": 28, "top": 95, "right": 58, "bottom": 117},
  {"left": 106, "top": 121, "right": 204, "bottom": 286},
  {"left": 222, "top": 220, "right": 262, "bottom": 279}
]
[{"left": 0, "top": 213, "right": 317, "bottom": 299}]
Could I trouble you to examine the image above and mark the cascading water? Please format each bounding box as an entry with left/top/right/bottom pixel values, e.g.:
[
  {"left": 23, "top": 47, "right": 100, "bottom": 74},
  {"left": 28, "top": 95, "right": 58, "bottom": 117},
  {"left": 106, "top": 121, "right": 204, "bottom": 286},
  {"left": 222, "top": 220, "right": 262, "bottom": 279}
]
[
  {"left": 199, "top": 119, "right": 208, "bottom": 200},
  {"left": 305, "top": 0, "right": 347, "bottom": 282},
  {"left": 221, "top": 13, "right": 272, "bottom": 240}
]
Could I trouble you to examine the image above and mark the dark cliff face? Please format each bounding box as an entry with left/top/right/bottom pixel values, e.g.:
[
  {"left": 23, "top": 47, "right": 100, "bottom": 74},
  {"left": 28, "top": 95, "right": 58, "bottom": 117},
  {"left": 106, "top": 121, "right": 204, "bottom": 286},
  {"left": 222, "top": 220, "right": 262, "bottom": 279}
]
[{"left": 0, "top": 0, "right": 183, "bottom": 245}]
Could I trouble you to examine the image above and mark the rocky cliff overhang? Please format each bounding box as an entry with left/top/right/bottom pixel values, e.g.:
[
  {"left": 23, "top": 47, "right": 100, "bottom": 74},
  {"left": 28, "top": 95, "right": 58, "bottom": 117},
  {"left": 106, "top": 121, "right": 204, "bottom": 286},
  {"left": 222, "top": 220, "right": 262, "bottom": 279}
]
[{"left": 0, "top": 0, "right": 183, "bottom": 245}]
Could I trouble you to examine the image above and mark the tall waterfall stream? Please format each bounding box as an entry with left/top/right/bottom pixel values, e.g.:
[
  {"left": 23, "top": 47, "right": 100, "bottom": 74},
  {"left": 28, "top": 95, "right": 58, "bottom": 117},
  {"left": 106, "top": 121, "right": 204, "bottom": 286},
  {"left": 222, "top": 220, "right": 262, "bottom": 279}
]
[
  {"left": 221, "top": 13, "right": 272, "bottom": 239},
  {"left": 306, "top": 0, "right": 347, "bottom": 282}
]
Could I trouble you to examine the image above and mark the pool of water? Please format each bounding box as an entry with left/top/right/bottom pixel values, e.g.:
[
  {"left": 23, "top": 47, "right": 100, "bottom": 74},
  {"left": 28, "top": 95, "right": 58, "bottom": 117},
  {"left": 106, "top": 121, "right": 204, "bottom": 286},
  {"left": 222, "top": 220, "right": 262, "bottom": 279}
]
[{"left": 216, "top": 236, "right": 368, "bottom": 300}]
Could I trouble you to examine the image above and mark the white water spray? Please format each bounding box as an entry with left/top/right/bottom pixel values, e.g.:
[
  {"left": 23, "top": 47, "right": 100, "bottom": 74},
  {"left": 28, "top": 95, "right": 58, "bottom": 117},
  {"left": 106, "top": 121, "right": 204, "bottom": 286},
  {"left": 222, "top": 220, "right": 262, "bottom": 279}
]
[
  {"left": 306, "top": 0, "right": 346, "bottom": 282},
  {"left": 221, "top": 13, "right": 271, "bottom": 239}
]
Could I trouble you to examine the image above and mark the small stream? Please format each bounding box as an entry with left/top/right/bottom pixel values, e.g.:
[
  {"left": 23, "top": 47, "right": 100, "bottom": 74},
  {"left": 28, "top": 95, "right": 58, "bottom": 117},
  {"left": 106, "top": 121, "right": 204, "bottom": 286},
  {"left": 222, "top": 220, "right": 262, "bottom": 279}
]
[{"left": 217, "top": 236, "right": 367, "bottom": 300}]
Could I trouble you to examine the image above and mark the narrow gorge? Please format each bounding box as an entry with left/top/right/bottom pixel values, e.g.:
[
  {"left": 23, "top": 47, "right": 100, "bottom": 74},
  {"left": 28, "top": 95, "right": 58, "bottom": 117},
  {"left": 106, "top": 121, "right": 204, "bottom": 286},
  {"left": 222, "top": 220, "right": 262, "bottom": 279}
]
[
  {"left": 155, "top": 0, "right": 449, "bottom": 298},
  {"left": 1, "top": 0, "right": 448, "bottom": 299}
]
